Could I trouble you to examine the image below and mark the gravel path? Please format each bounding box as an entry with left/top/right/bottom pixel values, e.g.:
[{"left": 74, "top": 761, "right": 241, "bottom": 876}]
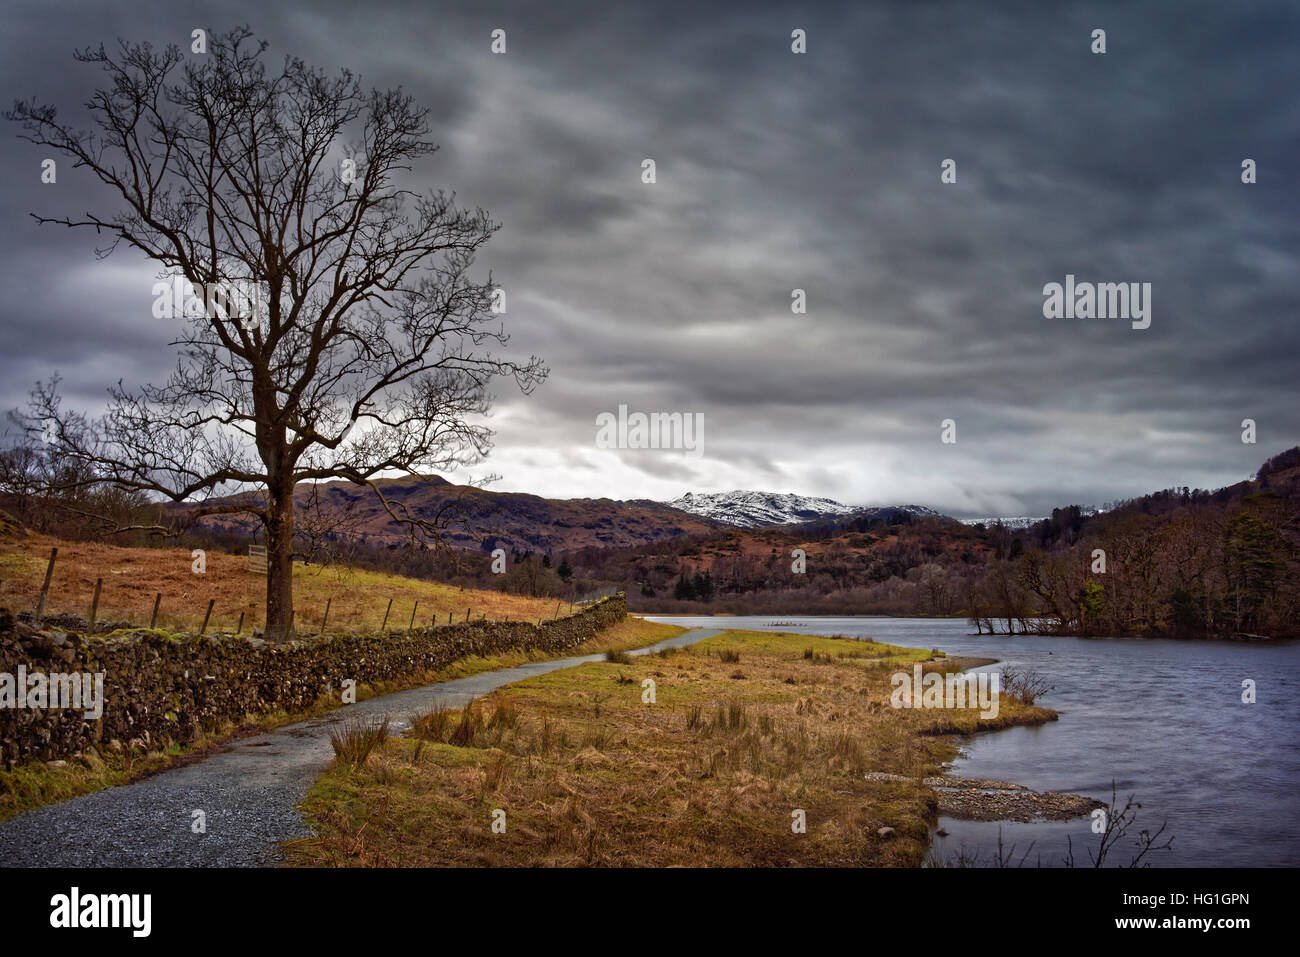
[{"left": 0, "top": 627, "right": 722, "bottom": 867}]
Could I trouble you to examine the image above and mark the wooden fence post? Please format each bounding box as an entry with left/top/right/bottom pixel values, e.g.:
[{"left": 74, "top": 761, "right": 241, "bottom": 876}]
[
  {"left": 408, "top": 600, "right": 419, "bottom": 632},
  {"left": 381, "top": 598, "right": 393, "bottom": 632},
  {"left": 321, "top": 598, "right": 331, "bottom": 634},
  {"left": 236, "top": 611, "right": 245, "bottom": 635},
  {"left": 34, "top": 547, "right": 57, "bottom": 619},
  {"left": 199, "top": 599, "right": 215, "bottom": 636},
  {"left": 465, "top": 607, "right": 471, "bottom": 622},
  {"left": 88, "top": 578, "right": 103, "bottom": 627},
  {"left": 150, "top": 593, "right": 161, "bottom": 629}
]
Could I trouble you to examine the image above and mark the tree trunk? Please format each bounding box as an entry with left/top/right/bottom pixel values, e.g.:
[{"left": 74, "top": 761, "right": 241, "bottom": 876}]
[{"left": 265, "top": 486, "right": 295, "bottom": 640}]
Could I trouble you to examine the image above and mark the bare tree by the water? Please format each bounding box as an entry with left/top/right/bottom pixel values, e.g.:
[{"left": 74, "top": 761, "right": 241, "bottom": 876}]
[{"left": 6, "top": 27, "right": 546, "bottom": 638}]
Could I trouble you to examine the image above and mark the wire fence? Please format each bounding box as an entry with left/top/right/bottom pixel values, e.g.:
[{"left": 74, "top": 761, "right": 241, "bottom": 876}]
[{"left": 8, "top": 546, "right": 621, "bottom": 638}]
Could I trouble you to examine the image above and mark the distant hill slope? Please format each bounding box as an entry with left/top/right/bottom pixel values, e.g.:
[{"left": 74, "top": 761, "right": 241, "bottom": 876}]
[{"left": 186, "top": 475, "right": 720, "bottom": 553}]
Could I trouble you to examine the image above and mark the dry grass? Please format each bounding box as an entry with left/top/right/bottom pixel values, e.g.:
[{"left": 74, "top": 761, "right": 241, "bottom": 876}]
[
  {"left": 0, "top": 534, "right": 567, "bottom": 634},
  {"left": 329, "top": 717, "right": 390, "bottom": 769},
  {"left": 285, "top": 630, "right": 1057, "bottom": 867}
]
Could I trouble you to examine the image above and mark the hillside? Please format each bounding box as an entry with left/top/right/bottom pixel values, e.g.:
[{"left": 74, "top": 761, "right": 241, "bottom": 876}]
[
  {"left": 0, "top": 534, "right": 567, "bottom": 635},
  {"left": 567, "top": 509, "right": 990, "bottom": 615},
  {"left": 183, "top": 475, "right": 720, "bottom": 554}
]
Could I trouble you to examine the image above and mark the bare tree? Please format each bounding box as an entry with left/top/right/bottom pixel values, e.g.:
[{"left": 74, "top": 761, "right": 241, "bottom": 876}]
[
  {"left": 7, "top": 27, "right": 546, "bottom": 637},
  {"left": 0, "top": 437, "right": 151, "bottom": 538},
  {"left": 293, "top": 480, "right": 367, "bottom": 568}
]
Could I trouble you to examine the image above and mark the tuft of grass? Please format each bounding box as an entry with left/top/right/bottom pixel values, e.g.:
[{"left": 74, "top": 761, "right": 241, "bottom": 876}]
[
  {"left": 713, "top": 700, "right": 747, "bottom": 733},
  {"left": 538, "top": 716, "right": 556, "bottom": 752},
  {"left": 487, "top": 698, "right": 520, "bottom": 731},
  {"left": 685, "top": 704, "right": 704, "bottom": 730},
  {"left": 718, "top": 648, "right": 741, "bottom": 664},
  {"left": 605, "top": 649, "right": 634, "bottom": 664},
  {"left": 328, "top": 716, "right": 390, "bottom": 769},
  {"left": 824, "top": 730, "right": 863, "bottom": 771},
  {"left": 482, "top": 753, "right": 510, "bottom": 793},
  {"left": 412, "top": 703, "right": 453, "bottom": 742},
  {"left": 580, "top": 723, "right": 612, "bottom": 750},
  {"left": 449, "top": 701, "right": 483, "bottom": 747}
]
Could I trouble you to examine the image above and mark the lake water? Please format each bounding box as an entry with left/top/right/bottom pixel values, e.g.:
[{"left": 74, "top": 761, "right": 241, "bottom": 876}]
[{"left": 647, "top": 615, "right": 1300, "bottom": 867}]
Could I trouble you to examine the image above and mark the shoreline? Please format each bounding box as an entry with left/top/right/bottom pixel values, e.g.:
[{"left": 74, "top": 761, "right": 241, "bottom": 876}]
[
  {"left": 645, "top": 613, "right": 1293, "bottom": 643},
  {"left": 924, "top": 654, "right": 1100, "bottom": 831}
]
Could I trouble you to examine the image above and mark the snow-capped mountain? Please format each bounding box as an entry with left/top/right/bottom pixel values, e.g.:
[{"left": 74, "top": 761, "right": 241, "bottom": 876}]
[
  {"left": 666, "top": 491, "right": 858, "bottom": 528},
  {"left": 959, "top": 516, "right": 1044, "bottom": 529},
  {"left": 665, "top": 491, "right": 945, "bottom": 529},
  {"left": 856, "top": 504, "right": 946, "bottom": 522}
]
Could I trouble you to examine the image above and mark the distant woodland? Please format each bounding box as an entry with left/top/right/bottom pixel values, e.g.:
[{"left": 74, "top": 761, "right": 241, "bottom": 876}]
[{"left": 564, "top": 447, "right": 1300, "bottom": 640}]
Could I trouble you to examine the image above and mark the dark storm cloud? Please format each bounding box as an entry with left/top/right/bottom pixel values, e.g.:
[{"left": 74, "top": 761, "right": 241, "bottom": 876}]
[{"left": 1, "top": 0, "right": 1295, "bottom": 516}]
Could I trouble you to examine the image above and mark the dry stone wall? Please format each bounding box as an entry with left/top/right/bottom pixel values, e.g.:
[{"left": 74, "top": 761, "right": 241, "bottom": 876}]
[{"left": 0, "top": 595, "right": 626, "bottom": 767}]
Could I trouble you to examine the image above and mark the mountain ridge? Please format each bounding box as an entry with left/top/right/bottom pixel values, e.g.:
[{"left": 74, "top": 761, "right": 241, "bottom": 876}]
[{"left": 665, "top": 489, "right": 943, "bottom": 528}]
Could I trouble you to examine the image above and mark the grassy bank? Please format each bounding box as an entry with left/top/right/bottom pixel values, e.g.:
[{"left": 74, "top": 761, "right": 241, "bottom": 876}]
[{"left": 286, "top": 629, "right": 1056, "bottom": 867}]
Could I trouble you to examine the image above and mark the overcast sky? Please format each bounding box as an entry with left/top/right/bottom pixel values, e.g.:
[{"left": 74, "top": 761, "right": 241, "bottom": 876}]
[{"left": 1, "top": 0, "right": 1296, "bottom": 518}]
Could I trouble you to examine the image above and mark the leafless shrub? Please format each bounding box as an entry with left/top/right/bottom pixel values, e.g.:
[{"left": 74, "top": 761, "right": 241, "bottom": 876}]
[
  {"left": 1000, "top": 666, "right": 1054, "bottom": 705},
  {"left": 1067, "top": 782, "right": 1174, "bottom": 868}
]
